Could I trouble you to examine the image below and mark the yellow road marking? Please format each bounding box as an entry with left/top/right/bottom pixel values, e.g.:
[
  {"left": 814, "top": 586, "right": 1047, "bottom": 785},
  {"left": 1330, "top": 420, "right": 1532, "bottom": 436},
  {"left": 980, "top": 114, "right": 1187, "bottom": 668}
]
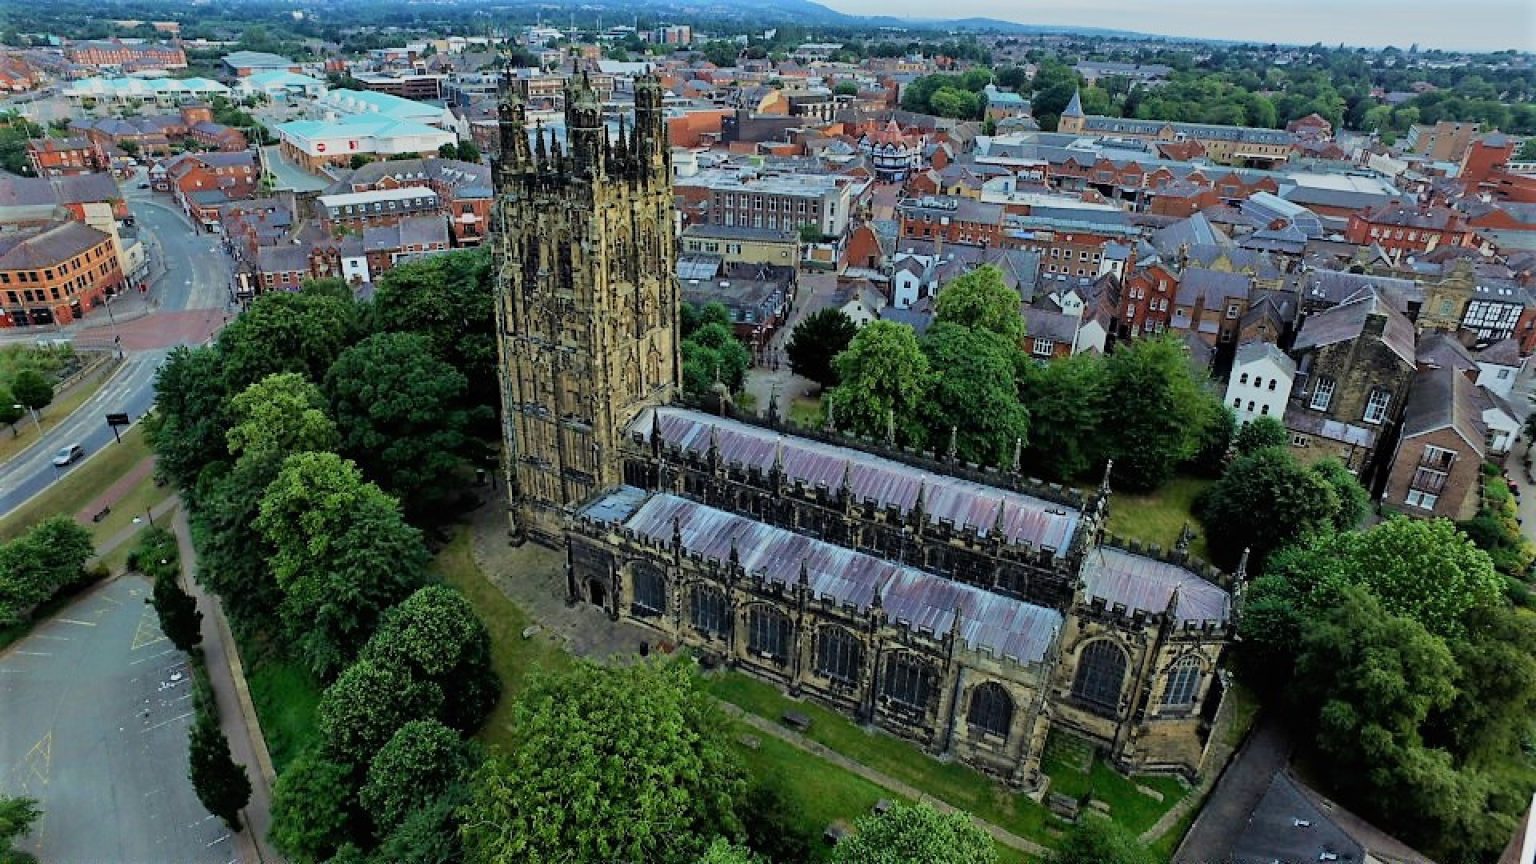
[
  {"left": 25, "top": 731, "right": 51, "bottom": 785},
  {"left": 131, "top": 608, "right": 166, "bottom": 651}
]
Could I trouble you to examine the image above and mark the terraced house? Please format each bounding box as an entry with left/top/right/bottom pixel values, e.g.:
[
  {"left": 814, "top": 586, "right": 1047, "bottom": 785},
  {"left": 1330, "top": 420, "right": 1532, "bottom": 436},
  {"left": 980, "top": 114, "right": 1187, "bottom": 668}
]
[{"left": 491, "top": 75, "right": 1239, "bottom": 790}]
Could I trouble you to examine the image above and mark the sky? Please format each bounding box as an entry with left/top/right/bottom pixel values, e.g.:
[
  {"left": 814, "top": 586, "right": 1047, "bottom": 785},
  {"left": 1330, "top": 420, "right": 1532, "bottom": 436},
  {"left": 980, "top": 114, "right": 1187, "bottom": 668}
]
[{"left": 819, "top": 0, "right": 1536, "bottom": 53}]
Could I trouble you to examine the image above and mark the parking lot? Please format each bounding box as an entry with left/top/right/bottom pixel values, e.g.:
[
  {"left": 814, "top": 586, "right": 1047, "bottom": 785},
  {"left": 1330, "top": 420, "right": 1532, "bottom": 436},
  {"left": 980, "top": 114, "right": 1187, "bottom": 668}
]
[{"left": 0, "top": 575, "right": 236, "bottom": 863}]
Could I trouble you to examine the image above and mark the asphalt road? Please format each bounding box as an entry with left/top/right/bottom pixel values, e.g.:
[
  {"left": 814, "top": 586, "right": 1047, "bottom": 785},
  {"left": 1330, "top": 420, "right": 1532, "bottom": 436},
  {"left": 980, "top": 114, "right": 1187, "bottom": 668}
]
[
  {"left": 0, "top": 181, "right": 232, "bottom": 519},
  {"left": 0, "top": 574, "right": 237, "bottom": 863}
]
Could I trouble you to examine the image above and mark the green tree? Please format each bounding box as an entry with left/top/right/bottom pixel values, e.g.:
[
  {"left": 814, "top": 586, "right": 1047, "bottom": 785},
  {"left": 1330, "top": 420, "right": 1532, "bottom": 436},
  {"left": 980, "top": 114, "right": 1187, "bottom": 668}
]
[
  {"left": 1517, "top": 139, "right": 1536, "bottom": 161},
  {"left": 368, "top": 249, "right": 497, "bottom": 412},
  {"left": 147, "top": 345, "right": 230, "bottom": 492},
  {"left": 0, "top": 386, "right": 21, "bottom": 426},
  {"left": 681, "top": 302, "right": 731, "bottom": 338},
  {"left": 256, "top": 452, "right": 429, "bottom": 677},
  {"left": 1187, "top": 403, "right": 1236, "bottom": 477},
  {"left": 681, "top": 323, "right": 751, "bottom": 399},
  {"left": 828, "top": 802, "right": 996, "bottom": 864},
  {"left": 1311, "top": 458, "right": 1368, "bottom": 531},
  {"left": 373, "top": 787, "right": 468, "bottom": 864},
  {"left": 227, "top": 373, "right": 338, "bottom": 466},
  {"left": 325, "top": 332, "right": 474, "bottom": 517},
  {"left": 318, "top": 659, "right": 444, "bottom": 768},
  {"left": 455, "top": 140, "right": 481, "bottom": 163},
  {"left": 9, "top": 369, "right": 52, "bottom": 410},
  {"left": 1266, "top": 517, "right": 1501, "bottom": 638},
  {"left": 0, "top": 795, "right": 40, "bottom": 857},
  {"left": 148, "top": 570, "right": 203, "bottom": 652},
  {"left": 188, "top": 701, "right": 252, "bottom": 831},
  {"left": 825, "top": 321, "right": 931, "bottom": 447},
  {"left": 696, "top": 838, "right": 762, "bottom": 864},
  {"left": 361, "top": 719, "right": 474, "bottom": 833},
  {"left": 1018, "top": 352, "right": 1107, "bottom": 480},
  {"left": 785, "top": 308, "right": 857, "bottom": 389},
  {"left": 834, "top": 81, "right": 859, "bottom": 97},
  {"left": 269, "top": 750, "right": 359, "bottom": 864},
  {"left": 1197, "top": 447, "right": 1340, "bottom": 570},
  {"left": 188, "top": 461, "right": 281, "bottom": 629},
  {"left": 0, "top": 516, "right": 94, "bottom": 624},
  {"left": 1046, "top": 817, "right": 1157, "bottom": 864},
  {"left": 933, "top": 266, "right": 1023, "bottom": 343},
  {"left": 1103, "top": 337, "right": 1217, "bottom": 492},
  {"left": 920, "top": 323, "right": 1029, "bottom": 466},
  {"left": 1233, "top": 416, "right": 1287, "bottom": 454},
  {"left": 218, "top": 291, "right": 358, "bottom": 395},
  {"left": 437, "top": 142, "right": 459, "bottom": 160},
  {"left": 463, "top": 661, "right": 746, "bottom": 864},
  {"left": 362, "top": 585, "right": 499, "bottom": 732}
]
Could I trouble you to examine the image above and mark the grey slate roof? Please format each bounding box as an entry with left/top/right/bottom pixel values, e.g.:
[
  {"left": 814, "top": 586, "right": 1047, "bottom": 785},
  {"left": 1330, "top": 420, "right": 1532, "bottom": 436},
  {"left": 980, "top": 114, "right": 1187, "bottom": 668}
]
[
  {"left": 0, "top": 221, "right": 110, "bottom": 270},
  {"left": 633, "top": 406, "right": 1082, "bottom": 554},
  {"left": 584, "top": 489, "right": 1065, "bottom": 664},
  {"left": 1234, "top": 341, "right": 1296, "bottom": 376},
  {"left": 1292, "top": 288, "right": 1417, "bottom": 366},
  {"left": 1402, "top": 365, "right": 1486, "bottom": 453},
  {"left": 1175, "top": 268, "right": 1252, "bottom": 307},
  {"left": 1079, "top": 547, "right": 1230, "bottom": 626}
]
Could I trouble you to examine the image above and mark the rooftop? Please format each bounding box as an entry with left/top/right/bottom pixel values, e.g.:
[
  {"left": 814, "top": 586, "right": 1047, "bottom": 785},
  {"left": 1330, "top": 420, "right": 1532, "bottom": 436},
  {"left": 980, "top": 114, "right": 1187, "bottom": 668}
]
[{"left": 582, "top": 489, "right": 1066, "bottom": 664}]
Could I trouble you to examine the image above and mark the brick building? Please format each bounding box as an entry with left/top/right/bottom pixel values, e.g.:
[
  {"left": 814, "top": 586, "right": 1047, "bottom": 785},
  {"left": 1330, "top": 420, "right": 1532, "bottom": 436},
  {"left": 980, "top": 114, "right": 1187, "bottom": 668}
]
[
  {"left": 317, "top": 187, "right": 441, "bottom": 231},
  {"left": 1344, "top": 202, "right": 1479, "bottom": 261},
  {"left": 338, "top": 214, "right": 450, "bottom": 285},
  {"left": 896, "top": 196, "right": 1004, "bottom": 247},
  {"left": 333, "top": 158, "right": 492, "bottom": 246},
  {"left": 0, "top": 221, "right": 125, "bottom": 327},
  {"left": 26, "top": 138, "right": 109, "bottom": 177},
  {"left": 1381, "top": 364, "right": 1485, "bottom": 520},
  {"left": 66, "top": 39, "right": 186, "bottom": 71}
]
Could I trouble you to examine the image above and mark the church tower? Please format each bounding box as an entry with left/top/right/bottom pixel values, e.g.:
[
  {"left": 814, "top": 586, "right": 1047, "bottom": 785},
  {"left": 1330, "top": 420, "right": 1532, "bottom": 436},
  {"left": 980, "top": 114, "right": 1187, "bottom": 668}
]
[{"left": 492, "top": 71, "right": 679, "bottom": 544}]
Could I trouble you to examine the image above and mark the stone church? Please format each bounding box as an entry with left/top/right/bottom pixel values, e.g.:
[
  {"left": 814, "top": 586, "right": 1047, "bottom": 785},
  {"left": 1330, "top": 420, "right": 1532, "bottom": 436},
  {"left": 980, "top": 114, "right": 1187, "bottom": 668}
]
[{"left": 492, "top": 73, "right": 1238, "bottom": 789}]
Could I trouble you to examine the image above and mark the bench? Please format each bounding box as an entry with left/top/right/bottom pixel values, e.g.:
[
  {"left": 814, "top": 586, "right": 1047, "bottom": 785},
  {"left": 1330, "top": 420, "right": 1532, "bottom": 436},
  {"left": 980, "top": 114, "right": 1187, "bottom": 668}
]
[{"left": 781, "top": 710, "right": 812, "bottom": 732}]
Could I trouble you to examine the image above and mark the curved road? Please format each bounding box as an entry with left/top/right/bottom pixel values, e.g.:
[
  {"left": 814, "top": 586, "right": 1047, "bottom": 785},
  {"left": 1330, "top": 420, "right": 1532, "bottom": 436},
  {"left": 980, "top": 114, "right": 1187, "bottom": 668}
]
[{"left": 0, "top": 181, "right": 232, "bottom": 518}]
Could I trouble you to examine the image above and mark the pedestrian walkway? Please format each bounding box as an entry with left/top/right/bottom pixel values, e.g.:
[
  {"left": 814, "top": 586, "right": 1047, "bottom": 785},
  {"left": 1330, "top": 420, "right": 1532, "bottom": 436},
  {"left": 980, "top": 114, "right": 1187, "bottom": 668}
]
[
  {"left": 75, "top": 456, "right": 155, "bottom": 524},
  {"left": 172, "top": 507, "right": 283, "bottom": 864},
  {"left": 721, "top": 703, "right": 1049, "bottom": 856},
  {"left": 87, "top": 495, "right": 177, "bottom": 567}
]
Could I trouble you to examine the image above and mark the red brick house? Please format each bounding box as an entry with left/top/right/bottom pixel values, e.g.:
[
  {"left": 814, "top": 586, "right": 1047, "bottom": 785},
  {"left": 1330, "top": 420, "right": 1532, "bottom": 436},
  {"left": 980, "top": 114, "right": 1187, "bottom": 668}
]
[
  {"left": 190, "top": 122, "right": 248, "bottom": 152},
  {"left": 1345, "top": 202, "right": 1478, "bottom": 260},
  {"left": 25, "top": 137, "right": 109, "bottom": 177},
  {"left": 1381, "top": 364, "right": 1486, "bottom": 521},
  {"left": 895, "top": 196, "right": 1002, "bottom": 247},
  {"left": 0, "top": 221, "right": 125, "bottom": 328},
  {"left": 1120, "top": 263, "right": 1179, "bottom": 338}
]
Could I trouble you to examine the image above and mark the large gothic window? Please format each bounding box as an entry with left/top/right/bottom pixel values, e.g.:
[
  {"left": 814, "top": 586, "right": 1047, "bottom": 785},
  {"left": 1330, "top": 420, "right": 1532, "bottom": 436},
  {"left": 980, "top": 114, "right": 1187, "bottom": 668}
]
[
  {"left": 966, "top": 682, "right": 1014, "bottom": 738},
  {"left": 882, "top": 654, "right": 934, "bottom": 710},
  {"left": 690, "top": 585, "right": 730, "bottom": 637},
  {"left": 631, "top": 563, "right": 666, "bottom": 617},
  {"left": 1071, "top": 641, "right": 1127, "bottom": 712},
  {"left": 747, "top": 607, "right": 793, "bottom": 664},
  {"left": 1161, "top": 656, "right": 1204, "bottom": 708},
  {"left": 814, "top": 626, "right": 862, "bottom": 684}
]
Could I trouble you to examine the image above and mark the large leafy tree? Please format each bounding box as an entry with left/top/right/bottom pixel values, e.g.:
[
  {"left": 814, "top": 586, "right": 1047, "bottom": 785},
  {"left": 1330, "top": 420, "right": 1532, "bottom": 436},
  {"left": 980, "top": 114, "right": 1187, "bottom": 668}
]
[
  {"left": 269, "top": 750, "right": 360, "bottom": 864},
  {"left": 10, "top": 369, "right": 53, "bottom": 410},
  {"left": 147, "top": 345, "right": 231, "bottom": 493},
  {"left": 1232, "top": 416, "right": 1287, "bottom": 455},
  {"left": 784, "top": 308, "right": 857, "bottom": 388},
  {"left": 361, "top": 586, "right": 499, "bottom": 732},
  {"left": 149, "top": 570, "right": 203, "bottom": 652},
  {"left": 317, "top": 659, "right": 444, "bottom": 769},
  {"left": 1018, "top": 352, "right": 1107, "bottom": 481},
  {"left": 0, "top": 517, "right": 94, "bottom": 624},
  {"left": 373, "top": 787, "right": 469, "bottom": 864},
  {"left": 256, "top": 452, "right": 429, "bottom": 677},
  {"left": 463, "top": 661, "right": 746, "bottom": 864},
  {"left": 1196, "top": 447, "right": 1340, "bottom": 570},
  {"left": 368, "top": 249, "right": 497, "bottom": 415},
  {"left": 919, "top": 323, "right": 1028, "bottom": 466},
  {"left": 696, "top": 839, "right": 762, "bottom": 864},
  {"left": 1045, "top": 818, "right": 1157, "bottom": 864},
  {"left": 361, "top": 719, "right": 475, "bottom": 833},
  {"left": 1264, "top": 517, "right": 1501, "bottom": 639},
  {"left": 825, "top": 321, "right": 931, "bottom": 447},
  {"left": 1103, "top": 337, "right": 1218, "bottom": 492},
  {"left": 932, "top": 266, "right": 1023, "bottom": 343},
  {"left": 324, "top": 333, "right": 476, "bottom": 518},
  {"left": 189, "top": 461, "right": 281, "bottom": 629},
  {"left": 218, "top": 290, "right": 359, "bottom": 396},
  {"left": 1310, "top": 457, "right": 1369, "bottom": 531},
  {"left": 226, "top": 373, "right": 338, "bottom": 467},
  {"left": 828, "top": 802, "right": 996, "bottom": 864},
  {"left": 681, "top": 323, "right": 751, "bottom": 399}
]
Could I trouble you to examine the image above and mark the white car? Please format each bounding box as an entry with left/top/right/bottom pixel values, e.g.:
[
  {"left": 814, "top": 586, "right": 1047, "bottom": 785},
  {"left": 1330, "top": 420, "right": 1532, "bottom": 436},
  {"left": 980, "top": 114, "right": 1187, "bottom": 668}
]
[{"left": 52, "top": 444, "right": 85, "bottom": 467}]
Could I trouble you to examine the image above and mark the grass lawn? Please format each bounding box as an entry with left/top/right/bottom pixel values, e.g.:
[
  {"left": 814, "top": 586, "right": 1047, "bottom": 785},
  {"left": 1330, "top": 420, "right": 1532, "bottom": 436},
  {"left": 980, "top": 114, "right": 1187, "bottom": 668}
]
[
  {"left": 1106, "top": 474, "right": 1214, "bottom": 563},
  {"left": 1148, "top": 803, "right": 1199, "bottom": 860},
  {"left": 787, "top": 395, "right": 822, "bottom": 429},
  {"left": 1041, "top": 731, "right": 1186, "bottom": 836},
  {"left": 85, "top": 472, "right": 175, "bottom": 548},
  {"left": 244, "top": 649, "right": 323, "bottom": 774},
  {"left": 433, "top": 528, "right": 571, "bottom": 753},
  {"left": 0, "top": 424, "right": 151, "bottom": 543},
  {"left": 0, "top": 356, "right": 117, "bottom": 466}
]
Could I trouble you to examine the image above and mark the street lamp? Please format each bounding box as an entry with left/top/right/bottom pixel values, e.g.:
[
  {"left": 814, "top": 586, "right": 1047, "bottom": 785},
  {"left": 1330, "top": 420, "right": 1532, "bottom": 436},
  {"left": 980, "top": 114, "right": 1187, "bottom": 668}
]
[{"left": 12, "top": 403, "right": 40, "bottom": 435}]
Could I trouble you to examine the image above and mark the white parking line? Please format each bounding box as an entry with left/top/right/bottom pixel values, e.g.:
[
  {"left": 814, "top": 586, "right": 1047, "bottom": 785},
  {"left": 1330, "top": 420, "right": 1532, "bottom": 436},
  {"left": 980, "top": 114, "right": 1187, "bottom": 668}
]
[
  {"left": 13, "top": 651, "right": 52, "bottom": 657},
  {"left": 129, "top": 648, "right": 178, "bottom": 665},
  {"left": 140, "top": 710, "right": 194, "bottom": 733}
]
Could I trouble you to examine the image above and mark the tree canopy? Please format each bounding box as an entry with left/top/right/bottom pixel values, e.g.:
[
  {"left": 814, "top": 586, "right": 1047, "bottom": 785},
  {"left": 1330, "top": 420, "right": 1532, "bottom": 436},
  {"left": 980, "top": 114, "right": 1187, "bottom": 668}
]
[
  {"left": 785, "top": 308, "right": 857, "bottom": 388},
  {"left": 361, "top": 719, "right": 475, "bottom": 833},
  {"left": 463, "top": 661, "right": 746, "bottom": 864},
  {"left": 932, "top": 266, "right": 1023, "bottom": 344},
  {"left": 826, "top": 321, "right": 931, "bottom": 447},
  {"left": 828, "top": 802, "right": 996, "bottom": 864},
  {"left": 919, "top": 323, "right": 1029, "bottom": 466},
  {"left": 1103, "top": 337, "right": 1220, "bottom": 491},
  {"left": 1196, "top": 446, "right": 1342, "bottom": 570}
]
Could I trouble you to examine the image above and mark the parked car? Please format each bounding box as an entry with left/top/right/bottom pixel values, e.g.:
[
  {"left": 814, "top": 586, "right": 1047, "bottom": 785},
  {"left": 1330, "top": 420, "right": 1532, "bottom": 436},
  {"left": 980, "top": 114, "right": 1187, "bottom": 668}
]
[{"left": 52, "top": 443, "right": 85, "bottom": 467}]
